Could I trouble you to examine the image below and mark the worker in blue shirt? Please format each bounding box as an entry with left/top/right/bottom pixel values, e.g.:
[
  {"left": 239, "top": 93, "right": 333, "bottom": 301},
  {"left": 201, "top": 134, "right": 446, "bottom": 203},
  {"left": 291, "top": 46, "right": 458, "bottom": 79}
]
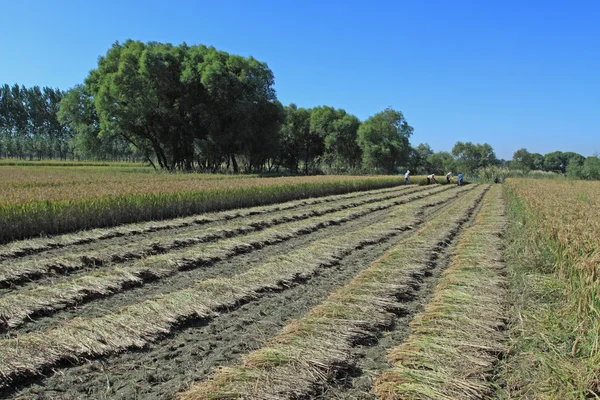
[{"left": 457, "top": 173, "right": 464, "bottom": 186}]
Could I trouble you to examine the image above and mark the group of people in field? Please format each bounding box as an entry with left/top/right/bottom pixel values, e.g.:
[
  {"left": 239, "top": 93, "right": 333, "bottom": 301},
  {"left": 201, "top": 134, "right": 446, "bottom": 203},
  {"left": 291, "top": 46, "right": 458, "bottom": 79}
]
[{"left": 403, "top": 171, "right": 464, "bottom": 186}]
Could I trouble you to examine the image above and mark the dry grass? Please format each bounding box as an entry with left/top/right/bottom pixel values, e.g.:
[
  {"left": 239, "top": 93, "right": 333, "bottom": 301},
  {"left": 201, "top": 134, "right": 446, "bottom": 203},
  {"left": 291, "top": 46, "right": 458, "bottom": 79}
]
[
  {"left": 176, "top": 185, "right": 489, "bottom": 400},
  {"left": 0, "top": 185, "right": 462, "bottom": 387},
  {"left": 373, "top": 185, "right": 508, "bottom": 400},
  {"left": 0, "top": 185, "right": 454, "bottom": 330}
]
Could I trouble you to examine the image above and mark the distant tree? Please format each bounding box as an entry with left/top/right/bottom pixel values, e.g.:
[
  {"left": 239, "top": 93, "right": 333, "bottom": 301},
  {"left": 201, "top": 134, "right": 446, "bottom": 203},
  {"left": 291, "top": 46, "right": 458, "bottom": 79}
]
[
  {"left": 451, "top": 141, "right": 497, "bottom": 173},
  {"left": 278, "top": 104, "right": 314, "bottom": 173},
  {"left": 85, "top": 40, "right": 280, "bottom": 171},
  {"left": 358, "top": 108, "right": 413, "bottom": 173},
  {"left": 58, "top": 85, "right": 137, "bottom": 162},
  {"left": 567, "top": 155, "right": 600, "bottom": 180},
  {"left": 427, "top": 151, "right": 456, "bottom": 175},
  {"left": 408, "top": 143, "right": 434, "bottom": 173},
  {"left": 531, "top": 153, "right": 544, "bottom": 170},
  {"left": 310, "top": 106, "right": 361, "bottom": 171},
  {"left": 511, "top": 148, "right": 534, "bottom": 172},
  {"left": 543, "top": 151, "right": 565, "bottom": 173}
]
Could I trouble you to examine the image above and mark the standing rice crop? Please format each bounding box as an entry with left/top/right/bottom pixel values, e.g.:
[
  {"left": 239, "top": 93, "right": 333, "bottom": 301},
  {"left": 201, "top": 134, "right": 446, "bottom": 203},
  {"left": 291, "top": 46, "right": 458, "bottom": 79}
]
[{"left": 0, "top": 167, "right": 404, "bottom": 243}]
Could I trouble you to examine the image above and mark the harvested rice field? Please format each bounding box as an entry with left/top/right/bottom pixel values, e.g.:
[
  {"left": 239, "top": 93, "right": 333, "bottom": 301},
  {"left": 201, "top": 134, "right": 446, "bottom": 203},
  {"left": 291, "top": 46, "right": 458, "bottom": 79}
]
[{"left": 0, "top": 180, "right": 520, "bottom": 399}]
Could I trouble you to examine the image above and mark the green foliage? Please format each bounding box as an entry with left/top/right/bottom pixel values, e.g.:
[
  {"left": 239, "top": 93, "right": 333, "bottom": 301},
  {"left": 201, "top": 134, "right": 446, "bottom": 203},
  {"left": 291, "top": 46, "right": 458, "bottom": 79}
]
[
  {"left": 511, "top": 148, "right": 534, "bottom": 172},
  {"left": 451, "top": 141, "right": 497, "bottom": 173},
  {"left": 0, "top": 84, "right": 72, "bottom": 160},
  {"left": 427, "top": 150, "right": 456, "bottom": 175},
  {"left": 567, "top": 155, "right": 600, "bottom": 180},
  {"left": 83, "top": 40, "right": 282, "bottom": 172},
  {"left": 357, "top": 108, "right": 413, "bottom": 173}
]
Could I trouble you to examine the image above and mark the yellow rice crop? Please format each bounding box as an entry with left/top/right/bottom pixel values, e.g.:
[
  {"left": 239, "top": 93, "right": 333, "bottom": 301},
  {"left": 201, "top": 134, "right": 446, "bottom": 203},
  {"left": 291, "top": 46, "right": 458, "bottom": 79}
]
[
  {"left": 0, "top": 165, "right": 405, "bottom": 242},
  {"left": 505, "top": 178, "right": 600, "bottom": 344}
]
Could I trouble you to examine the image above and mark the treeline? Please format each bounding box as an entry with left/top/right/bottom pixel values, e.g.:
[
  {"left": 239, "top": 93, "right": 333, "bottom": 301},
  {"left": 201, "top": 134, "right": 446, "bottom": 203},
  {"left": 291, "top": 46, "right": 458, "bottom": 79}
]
[
  {"left": 511, "top": 148, "right": 600, "bottom": 180},
  {"left": 2, "top": 40, "right": 415, "bottom": 172},
  {"left": 2, "top": 39, "right": 597, "bottom": 178},
  {"left": 0, "top": 84, "right": 71, "bottom": 160}
]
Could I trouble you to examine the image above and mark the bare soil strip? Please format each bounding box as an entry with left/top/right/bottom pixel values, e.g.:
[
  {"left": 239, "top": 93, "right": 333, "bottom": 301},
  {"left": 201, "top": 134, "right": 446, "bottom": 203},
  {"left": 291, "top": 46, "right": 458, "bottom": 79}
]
[
  {"left": 374, "top": 185, "right": 507, "bottom": 400},
  {"left": 176, "top": 185, "right": 489, "bottom": 399},
  {"left": 0, "top": 185, "right": 412, "bottom": 263},
  {"left": 0, "top": 185, "right": 428, "bottom": 289},
  {"left": 0, "top": 186, "right": 479, "bottom": 392},
  {"left": 0, "top": 186, "right": 459, "bottom": 331}
]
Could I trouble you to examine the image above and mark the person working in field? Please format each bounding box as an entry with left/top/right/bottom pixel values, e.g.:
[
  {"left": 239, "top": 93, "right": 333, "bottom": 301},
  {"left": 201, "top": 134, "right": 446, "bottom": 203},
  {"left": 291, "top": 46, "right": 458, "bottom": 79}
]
[
  {"left": 427, "top": 174, "right": 437, "bottom": 184},
  {"left": 445, "top": 172, "right": 452, "bottom": 184},
  {"left": 457, "top": 173, "right": 464, "bottom": 186},
  {"left": 404, "top": 170, "right": 410, "bottom": 185}
]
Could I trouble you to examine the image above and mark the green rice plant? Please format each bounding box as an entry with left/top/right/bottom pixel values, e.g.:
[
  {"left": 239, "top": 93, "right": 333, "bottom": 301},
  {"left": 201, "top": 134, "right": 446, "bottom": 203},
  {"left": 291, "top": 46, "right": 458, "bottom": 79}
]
[
  {"left": 0, "top": 184, "right": 414, "bottom": 262},
  {"left": 494, "top": 179, "right": 600, "bottom": 398},
  {"left": 0, "top": 175, "right": 407, "bottom": 243}
]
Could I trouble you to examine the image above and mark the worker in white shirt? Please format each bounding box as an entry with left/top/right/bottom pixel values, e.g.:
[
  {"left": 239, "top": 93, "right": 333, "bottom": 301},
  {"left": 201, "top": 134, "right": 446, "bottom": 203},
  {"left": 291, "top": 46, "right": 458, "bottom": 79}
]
[
  {"left": 427, "top": 174, "right": 437, "bottom": 184},
  {"left": 445, "top": 172, "right": 452, "bottom": 184}
]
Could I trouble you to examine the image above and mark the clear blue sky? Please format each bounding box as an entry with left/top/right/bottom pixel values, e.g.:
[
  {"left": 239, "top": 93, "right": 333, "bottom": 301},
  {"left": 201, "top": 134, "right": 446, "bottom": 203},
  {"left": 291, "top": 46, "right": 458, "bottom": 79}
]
[{"left": 2, "top": 0, "right": 598, "bottom": 159}]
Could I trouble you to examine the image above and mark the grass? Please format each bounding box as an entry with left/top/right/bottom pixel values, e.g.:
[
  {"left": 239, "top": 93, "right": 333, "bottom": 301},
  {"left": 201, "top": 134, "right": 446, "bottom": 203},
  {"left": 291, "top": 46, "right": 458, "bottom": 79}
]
[
  {"left": 493, "top": 179, "right": 600, "bottom": 399},
  {"left": 0, "top": 168, "right": 407, "bottom": 242},
  {"left": 373, "top": 185, "right": 508, "bottom": 400},
  {"left": 177, "top": 185, "right": 489, "bottom": 400},
  {"left": 0, "top": 185, "right": 471, "bottom": 388}
]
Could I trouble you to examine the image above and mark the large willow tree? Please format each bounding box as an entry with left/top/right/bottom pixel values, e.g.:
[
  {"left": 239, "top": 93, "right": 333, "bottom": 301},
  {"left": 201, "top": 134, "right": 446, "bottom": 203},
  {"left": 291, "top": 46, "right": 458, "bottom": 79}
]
[{"left": 73, "top": 40, "right": 283, "bottom": 171}]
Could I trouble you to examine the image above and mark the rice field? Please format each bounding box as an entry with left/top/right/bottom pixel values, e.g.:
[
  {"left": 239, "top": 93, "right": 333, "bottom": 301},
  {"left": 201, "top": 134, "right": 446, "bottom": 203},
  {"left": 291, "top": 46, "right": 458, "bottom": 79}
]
[
  {"left": 1, "top": 171, "right": 596, "bottom": 399},
  {"left": 0, "top": 164, "right": 408, "bottom": 243}
]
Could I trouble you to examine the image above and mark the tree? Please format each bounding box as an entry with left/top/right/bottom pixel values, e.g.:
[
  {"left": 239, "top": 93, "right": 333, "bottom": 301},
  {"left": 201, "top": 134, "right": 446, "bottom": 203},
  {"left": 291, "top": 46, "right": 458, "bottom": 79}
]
[
  {"left": 358, "top": 108, "right": 413, "bottom": 173},
  {"left": 531, "top": 153, "right": 544, "bottom": 170},
  {"left": 511, "top": 148, "right": 534, "bottom": 172},
  {"left": 408, "top": 143, "right": 434, "bottom": 174},
  {"left": 84, "top": 40, "right": 281, "bottom": 171},
  {"left": 543, "top": 151, "right": 565, "bottom": 173},
  {"left": 427, "top": 151, "right": 456, "bottom": 175},
  {"left": 278, "top": 104, "right": 313, "bottom": 173},
  {"left": 452, "top": 141, "right": 497, "bottom": 173},
  {"left": 567, "top": 155, "right": 600, "bottom": 180},
  {"left": 310, "top": 106, "right": 361, "bottom": 171}
]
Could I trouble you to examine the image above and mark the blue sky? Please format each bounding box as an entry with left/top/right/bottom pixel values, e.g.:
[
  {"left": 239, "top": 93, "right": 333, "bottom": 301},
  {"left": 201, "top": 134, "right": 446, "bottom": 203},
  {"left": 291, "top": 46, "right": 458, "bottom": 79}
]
[{"left": 1, "top": 0, "right": 598, "bottom": 159}]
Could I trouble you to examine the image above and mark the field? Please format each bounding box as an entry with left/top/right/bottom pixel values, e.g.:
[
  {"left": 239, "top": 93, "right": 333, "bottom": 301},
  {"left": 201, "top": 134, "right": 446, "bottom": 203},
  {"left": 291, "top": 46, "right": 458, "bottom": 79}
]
[
  {"left": 0, "top": 164, "right": 411, "bottom": 243},
  {"left": 0, "top": 171, "right": 597, "bottom": 399}
]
